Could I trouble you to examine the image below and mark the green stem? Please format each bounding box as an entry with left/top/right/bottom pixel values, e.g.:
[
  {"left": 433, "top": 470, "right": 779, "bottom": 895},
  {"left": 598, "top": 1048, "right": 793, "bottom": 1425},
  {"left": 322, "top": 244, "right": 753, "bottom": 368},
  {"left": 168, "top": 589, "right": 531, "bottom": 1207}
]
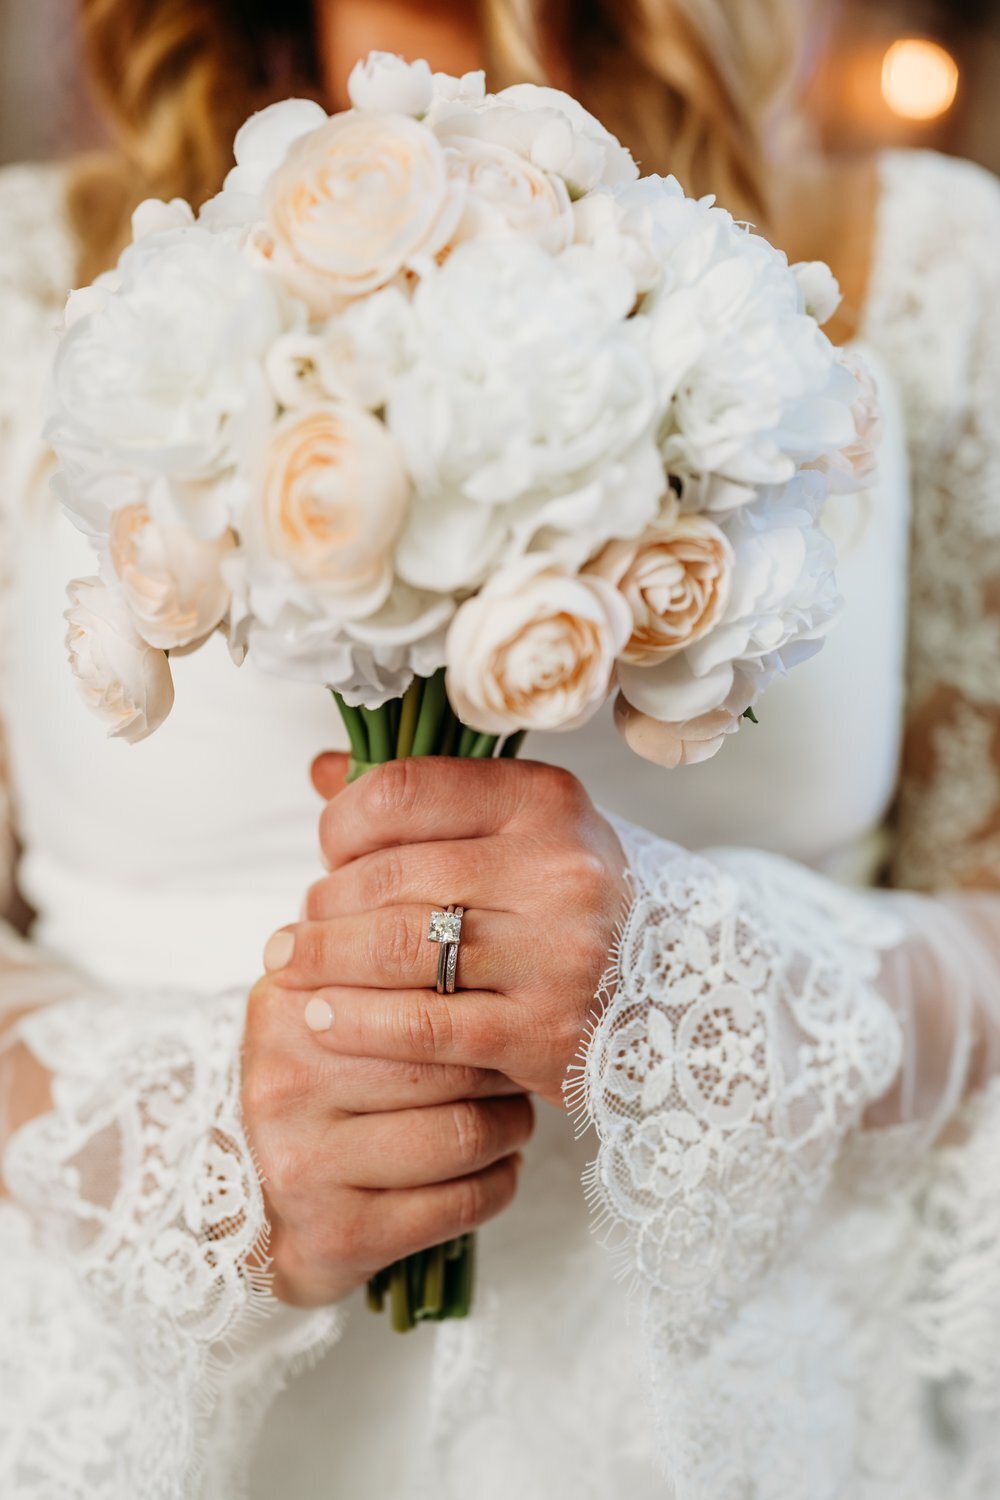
[
  {"left": 396, "top": 677, "right": 424, "bottom": 758},
  {"left": 362, "top": 704, "right": 393, "bottom": 764},
  {"left": 411, "top": 668, "right": 447, "bottom": 756},
  {"left": 330, "top": 691, "right": 369, "bottom": 764},
  {"left": 500, "top": 729, "right": 527, "bottom": 759},
  {"left": 457, "top": 724, "right": 478, "bottom": 757},
  {"left": 389, "top": 1261, "right": 414, "bottom": 1334},
  {"left": 417, "top": 1244, "right": 447, "bottom": 1321},
  {"left": 469, "top": 732, "right": 497, "bottom": 759}
]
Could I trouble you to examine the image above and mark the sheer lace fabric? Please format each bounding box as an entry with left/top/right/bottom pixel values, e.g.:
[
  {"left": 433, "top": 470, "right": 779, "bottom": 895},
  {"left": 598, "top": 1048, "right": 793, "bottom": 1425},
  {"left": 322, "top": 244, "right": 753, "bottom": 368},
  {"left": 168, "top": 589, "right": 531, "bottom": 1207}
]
[{"left": 0, "top": 148, "right": 999, "bottom": 1499}]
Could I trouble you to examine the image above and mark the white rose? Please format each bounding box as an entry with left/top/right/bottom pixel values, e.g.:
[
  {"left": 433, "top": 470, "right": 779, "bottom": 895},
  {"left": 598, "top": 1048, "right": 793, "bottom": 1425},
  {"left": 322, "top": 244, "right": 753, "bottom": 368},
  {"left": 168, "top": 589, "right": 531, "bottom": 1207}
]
[
  {"left": 48, "top": 225, "right": 289, "bottom": 535},
  {"left": 445, "top": 556, "right": 632, "bottom": 734},
  {"left": 246, "top": 401, "right": 409, "bottom": 619},
  {"left": 262, "top": 112, "right": 463, "bottom": 313},
  {"left": 348, "top": 52, "right": 434, "bottom": 116},
  {"left": 443, "top": 135, "right": 575, "bottom": 254},
  {"left": 429, "top": 83, "right": 637, "bottom": 195},
  {"left": 792, "top": 260, "right": 842, "bottom": 326},
  {"left": 106, "top": 503, "right": 234, "bottom": 650},
  {"left": 65, "top": 576, "right": 174, "bottom": 743},
  {"left": 390, "top": 239, "right": 664, "bottom": 593},
  {"left": 618, "top": 476, "right": 839, "bottom": 723}
]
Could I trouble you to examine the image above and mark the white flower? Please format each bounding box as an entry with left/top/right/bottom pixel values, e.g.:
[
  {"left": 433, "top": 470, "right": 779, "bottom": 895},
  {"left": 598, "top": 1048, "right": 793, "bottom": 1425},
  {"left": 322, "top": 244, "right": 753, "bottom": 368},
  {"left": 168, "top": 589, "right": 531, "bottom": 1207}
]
[
  {"left": 48, "top": 225, "right": 289, "bottom": 535},
  {"left": 792, "top": 260, "right": 842, "bottom": 326},
  {"left": 429, "top": 83, "right": 638, "bottom": 195},
  {"left": 812, "top": 350, "right": 882, "bottom": 493},
  {"left": 430, "top": 69, "right": 486, "bottom": 107},
  {"left": 389, "top": 239, "right": 664, "bottom": 592},
  {"left": 218, "top": 98, "right": 330, "bottom": 203},
  {"left": 613, "top": 687, "right": 745, "bottom": 770},
  {"left": 617, "top": 476, "right": 839, "bottom": 723},
  {"left": 443, "top": 134, "right": 575, "bottom": 254},
  {"left": 65, "top": 577, "right": 174, "bottom": 743},
  {"left": 131, "top": 197, "right": 195, "bottom": 240},
  {"left": 261, "top": 112, "right": 463, "bottom": 314},
  {"left": 106, "top": 503, "right": 234, "bottom": 650},
  {"left": 316, "top": 287, "right": 419, "bottom": 409},
  {"left": 598, "top": 180, "right": 860, "bottom": 492},
  {"left": 244, "top": 401, "right": 410, "bottom": 619},
  {"left": 348, "top": 52, "right": 434, "bottom": 116},
  {"left": 446, "top": 555, "right": 632, "bottom": 734}
]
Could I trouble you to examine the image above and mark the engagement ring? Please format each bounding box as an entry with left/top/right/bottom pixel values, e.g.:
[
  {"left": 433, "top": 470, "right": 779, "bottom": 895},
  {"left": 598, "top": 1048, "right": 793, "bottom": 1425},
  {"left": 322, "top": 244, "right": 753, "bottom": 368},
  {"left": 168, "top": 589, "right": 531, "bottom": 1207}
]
[{"left": 428, "top": 905, "right": 464, "bottom": 995}]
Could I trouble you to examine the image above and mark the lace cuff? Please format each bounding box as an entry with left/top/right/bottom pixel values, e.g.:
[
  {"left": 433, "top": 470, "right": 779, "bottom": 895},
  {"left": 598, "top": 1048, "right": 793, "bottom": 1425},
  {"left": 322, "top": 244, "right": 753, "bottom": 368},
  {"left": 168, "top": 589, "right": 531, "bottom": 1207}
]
[{"left": 0, "top": 973, "right": 344, "bottom": 1498}]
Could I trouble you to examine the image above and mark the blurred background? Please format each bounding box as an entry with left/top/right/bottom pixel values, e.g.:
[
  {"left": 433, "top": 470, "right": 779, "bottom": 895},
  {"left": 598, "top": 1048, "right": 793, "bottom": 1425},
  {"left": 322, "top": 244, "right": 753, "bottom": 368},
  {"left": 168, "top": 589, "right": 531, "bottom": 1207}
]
[{"left": 1, "top": 0, "right": 999, "bottom": 172}]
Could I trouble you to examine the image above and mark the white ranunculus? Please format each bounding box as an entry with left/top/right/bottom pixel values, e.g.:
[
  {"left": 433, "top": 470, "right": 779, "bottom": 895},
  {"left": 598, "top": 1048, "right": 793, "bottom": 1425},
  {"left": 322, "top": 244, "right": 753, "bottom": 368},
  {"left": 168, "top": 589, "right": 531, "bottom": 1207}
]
[
  {"left": 429, "top": 83, "right": 637, "bottom": 196},
  {"left": 48, "top": 225, "right": 290, "bottom": 535},
  {"left": 446, "top": 555, "right": 632, "bottom": 734},
  {"left": 617, "top": 476, "right": 839, "bottom": 724},
  {"left": 262, "top": 112, "right": 463, "bottom": 314},
  {"left": 65, "top": 577, "right": 174, "bottom": 743},
  {"left": 443, "top": 135, "right": 575, "bottom": 254},
  {"left": 106, "top": 503, "right": 234, "bottom": 650},
  {"left": 792, "top": 260, "right": 842, "bottom": 326},
  {"left": 348, "top": 52, "right": 434, "bottom": 116},
  {"left": 390, "top": 239, "right": 664, "bottom": 593}
]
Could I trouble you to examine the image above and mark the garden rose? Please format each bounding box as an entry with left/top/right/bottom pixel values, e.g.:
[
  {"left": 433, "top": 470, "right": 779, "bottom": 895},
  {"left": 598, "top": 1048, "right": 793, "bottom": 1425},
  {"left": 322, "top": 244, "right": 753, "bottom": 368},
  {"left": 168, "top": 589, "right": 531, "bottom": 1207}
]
[
  {"left": 587, "top": 499, "right": 733, "bottom": 664},
  {"left": 442, "top": 135, "right": 574, "bottom": 254},
  {"left": 65, "top": 577, "right": 174, "bottom": 743},
  {"left": 263, "top": 112, "right": 462, "bottom": 313},
  {"left": 445, "top": 556, "right": 632, "bottom": 734},
  {"left": 107, "top": 504, "right": 234, "bottom": 650},
  {"left": 253, "top": 402, "right": 409, "bottom": 617}
]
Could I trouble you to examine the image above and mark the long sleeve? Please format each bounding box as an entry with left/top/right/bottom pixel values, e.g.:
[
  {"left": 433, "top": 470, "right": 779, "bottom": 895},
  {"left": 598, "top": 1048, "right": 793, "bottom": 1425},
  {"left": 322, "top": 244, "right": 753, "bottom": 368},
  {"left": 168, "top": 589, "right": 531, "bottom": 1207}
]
[{"left": 577, "top": 154, "right": 1000, "bottom": 1500}]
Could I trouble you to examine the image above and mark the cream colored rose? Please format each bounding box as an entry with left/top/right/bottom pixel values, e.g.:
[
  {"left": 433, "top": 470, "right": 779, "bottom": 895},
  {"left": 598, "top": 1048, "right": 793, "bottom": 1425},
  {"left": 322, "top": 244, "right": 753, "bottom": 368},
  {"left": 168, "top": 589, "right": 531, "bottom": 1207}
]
[
  {"left": 259, "top": 401, "right": 409, "bottom": 618},
  {"left": 613, "top": 692, "right": 739, "bottom": 769},
  {"left": 444, "top": 136, "right": 574, "bottom": 254},
  {"left": 587, "top": 500, "right": 734, "bottom": 665},
  {"left": 264, "top": 112, "right": 461, "bottom": 313},
  {"left": 65, "top": 576, "right": 174, "bottom": 743},
  {"left": 445, "top": 556, "right": 632, "bottom": 734},
  {"left": 108, "top": 504, "right": 234, "bottom": 650}
]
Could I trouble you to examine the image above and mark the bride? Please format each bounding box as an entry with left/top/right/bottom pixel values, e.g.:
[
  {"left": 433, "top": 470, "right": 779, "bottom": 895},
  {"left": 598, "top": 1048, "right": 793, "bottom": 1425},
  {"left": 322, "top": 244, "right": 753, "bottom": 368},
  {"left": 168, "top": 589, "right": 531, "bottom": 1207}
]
[{"left": 2, "top": 1, "right": 1000, "bottom": 1496}]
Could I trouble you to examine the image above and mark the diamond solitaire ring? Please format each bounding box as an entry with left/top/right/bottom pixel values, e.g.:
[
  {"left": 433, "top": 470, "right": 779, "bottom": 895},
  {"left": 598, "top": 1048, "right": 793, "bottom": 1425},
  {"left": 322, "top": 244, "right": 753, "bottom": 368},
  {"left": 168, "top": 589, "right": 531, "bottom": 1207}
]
[{"left": 428, "top": 905, "right": 464, "bottom": 995}]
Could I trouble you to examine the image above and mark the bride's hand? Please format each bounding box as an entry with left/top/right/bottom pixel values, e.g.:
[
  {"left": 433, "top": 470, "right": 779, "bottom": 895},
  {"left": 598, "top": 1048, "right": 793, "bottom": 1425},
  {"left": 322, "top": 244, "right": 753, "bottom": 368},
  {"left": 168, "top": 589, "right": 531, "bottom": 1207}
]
[
  {"left": 242, "top": 971, "right": 533, "bottom": 1307},
  {"left": 265, "top": 755, "right": 629, "bottom": 1112}
]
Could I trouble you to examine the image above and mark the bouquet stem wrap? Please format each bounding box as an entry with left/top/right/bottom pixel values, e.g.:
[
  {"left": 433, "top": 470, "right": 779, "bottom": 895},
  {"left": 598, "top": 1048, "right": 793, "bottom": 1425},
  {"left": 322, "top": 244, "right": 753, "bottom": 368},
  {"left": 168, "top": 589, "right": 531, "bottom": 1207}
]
[{"left": 332, "top": 669, "right": 523, "bottom": 1330}]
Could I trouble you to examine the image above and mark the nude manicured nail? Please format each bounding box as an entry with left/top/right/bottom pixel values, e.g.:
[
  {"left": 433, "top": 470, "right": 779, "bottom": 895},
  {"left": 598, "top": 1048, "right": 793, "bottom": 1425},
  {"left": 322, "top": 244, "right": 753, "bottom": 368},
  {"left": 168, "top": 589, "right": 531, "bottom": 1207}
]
[
  {"left": 263, "top": 930, "right": 295, "bottom": 973},
  {"left": 304, "top": 997, "right": 334, "bottom": 1032}
]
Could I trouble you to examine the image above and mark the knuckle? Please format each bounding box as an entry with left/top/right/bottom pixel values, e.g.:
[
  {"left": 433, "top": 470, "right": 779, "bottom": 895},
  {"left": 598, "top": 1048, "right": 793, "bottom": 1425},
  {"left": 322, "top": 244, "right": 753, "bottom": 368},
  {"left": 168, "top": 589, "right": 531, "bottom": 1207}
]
[
  {"left": 565, "top": 850, "right": 610, "bottom": 905},
  {"left": 317, "top": 1200, "right": 366, "bottom": 1267},
  {"left": 452, "top": 1173, "right": 488, "bottom": 1233},
  {"left": 531, "top": 761, "right": 585, "bottom": 813},
  {"left": 365, "top": 758, "right": 421, "bottom": 822},
  {"left": 371, "top": 909, "right": 424, "bottom": 982},
  {"left": 449, "top": 1100, "right": 492, "bottom": 1166},
  {"left": 303, "top": 878, "right": 329, "bottom": 922},
  {"left": 367, "top": 848, "right": 405, "bottom": 909},
  {"left": 401, "top": 996, "right": 454, "bottom": 1059},
  {"left": 262, "top": 1140, "right": 312, "bottom": 1203}
]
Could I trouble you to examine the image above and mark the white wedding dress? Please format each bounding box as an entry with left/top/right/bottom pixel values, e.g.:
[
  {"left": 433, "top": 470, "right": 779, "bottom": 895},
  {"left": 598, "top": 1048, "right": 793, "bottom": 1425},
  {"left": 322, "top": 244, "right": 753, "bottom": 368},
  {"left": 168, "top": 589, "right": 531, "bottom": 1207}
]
[{"left": 2, "top": 149, "right": 1000, "bottom": 1500}]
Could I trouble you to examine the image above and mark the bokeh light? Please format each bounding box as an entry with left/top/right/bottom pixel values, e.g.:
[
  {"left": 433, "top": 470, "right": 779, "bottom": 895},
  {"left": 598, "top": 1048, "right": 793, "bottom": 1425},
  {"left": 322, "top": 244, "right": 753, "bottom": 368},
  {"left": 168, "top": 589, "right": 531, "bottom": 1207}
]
[{"left": 881, "top": 38, "right": 960, "bottom": 121}]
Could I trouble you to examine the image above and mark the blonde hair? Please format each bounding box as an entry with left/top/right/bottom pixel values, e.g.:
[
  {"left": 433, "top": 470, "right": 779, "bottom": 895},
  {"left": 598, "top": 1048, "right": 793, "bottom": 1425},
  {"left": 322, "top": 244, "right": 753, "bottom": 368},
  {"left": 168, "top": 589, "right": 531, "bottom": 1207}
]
[{"left": 68, "top": 0, "right": 802, "bottom": 281}]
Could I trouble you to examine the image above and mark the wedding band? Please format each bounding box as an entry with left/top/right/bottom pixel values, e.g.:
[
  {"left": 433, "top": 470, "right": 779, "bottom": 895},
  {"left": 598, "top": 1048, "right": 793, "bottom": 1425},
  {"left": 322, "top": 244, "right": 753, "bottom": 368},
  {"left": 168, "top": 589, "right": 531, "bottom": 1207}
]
[{"left": 428, "top": 905, "right": 464, "bottom": 995}]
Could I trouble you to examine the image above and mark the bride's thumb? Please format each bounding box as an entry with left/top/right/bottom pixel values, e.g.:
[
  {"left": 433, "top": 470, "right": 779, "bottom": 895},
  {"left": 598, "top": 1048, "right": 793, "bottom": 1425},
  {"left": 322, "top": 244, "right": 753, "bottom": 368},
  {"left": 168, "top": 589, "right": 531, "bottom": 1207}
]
[{"left": 310, "top": 751, "right": 350, "bottom": 801}]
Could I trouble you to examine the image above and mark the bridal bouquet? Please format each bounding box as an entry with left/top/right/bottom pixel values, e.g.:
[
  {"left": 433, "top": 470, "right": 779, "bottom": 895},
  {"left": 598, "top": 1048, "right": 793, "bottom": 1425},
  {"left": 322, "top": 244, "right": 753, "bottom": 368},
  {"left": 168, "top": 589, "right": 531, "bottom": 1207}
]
[{"left": 48, "top": 53, "right": 878, "bottom": 1329}]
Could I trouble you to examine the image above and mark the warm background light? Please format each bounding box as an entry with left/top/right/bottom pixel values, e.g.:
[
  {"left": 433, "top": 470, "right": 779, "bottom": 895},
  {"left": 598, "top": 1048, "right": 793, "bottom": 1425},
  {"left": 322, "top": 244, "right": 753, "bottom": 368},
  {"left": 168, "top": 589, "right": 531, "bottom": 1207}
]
[{"left": 881, "top": 37, "right": 960, "bottom": 121}]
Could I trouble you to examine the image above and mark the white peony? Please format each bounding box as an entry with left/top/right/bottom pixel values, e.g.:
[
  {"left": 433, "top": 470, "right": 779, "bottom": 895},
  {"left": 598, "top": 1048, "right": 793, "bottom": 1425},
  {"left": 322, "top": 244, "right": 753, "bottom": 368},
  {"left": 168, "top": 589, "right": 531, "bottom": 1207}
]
[
  {"left": 47, "top": 224, "right": 290, "bottom": 535},
  {"left": 65, "top": 577, "right": 175, "bottom": 743},
  {"left": 348, "top": 52, "right": 434, "bottom": 116},
  {"left": 389, "top": 239, "right": 665, "bottom": 592},
  {"left": 792, "top": 260, "right": 842, "bottom": 326},
  {"left": 617, "top": 475, "right": 840, "bottom": 724},
  {"left": 209, "top": 98, "right": 330, "bottom": 222},
  {"left": 106, "top": 503, "right": 234, "bottom": 650},
  {"left": 446, "top": 555, "right": 632, "bottom": 734}
]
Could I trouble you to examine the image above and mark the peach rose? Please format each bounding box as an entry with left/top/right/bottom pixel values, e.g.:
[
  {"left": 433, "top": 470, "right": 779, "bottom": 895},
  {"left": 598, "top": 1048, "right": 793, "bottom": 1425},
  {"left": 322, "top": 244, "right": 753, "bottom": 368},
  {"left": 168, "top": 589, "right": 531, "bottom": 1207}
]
[
  {"left": 65, "top": 577, "right": 174, "bottom": 744},
  {"left": 613, "top": 692, "right": 740, "bottom": 769},
  {"left": 819, "top": 350, "right": 882, "bottom": 492},
  {"left": 263, "top": 112, "right": 461, "bottom": 313},
  {"left": 108, "top": 504, "right": 234, "bottom": 650},
  {"left": 259, "top": 401, "right": 409, "bottom": 618},
  {"left": 587, "top": 499, "right": 733, "bottom": 666},
  {"left": 445, "top": 556, "right": 632, "bottom": 734},
  {"left": 444, "top": 136, "right": 575, "bottom": 254}
]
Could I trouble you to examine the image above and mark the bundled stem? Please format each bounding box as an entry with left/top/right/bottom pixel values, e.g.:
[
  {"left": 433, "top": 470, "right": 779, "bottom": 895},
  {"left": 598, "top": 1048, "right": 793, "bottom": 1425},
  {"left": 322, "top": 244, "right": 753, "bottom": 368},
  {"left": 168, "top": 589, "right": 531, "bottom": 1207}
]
[{"left": 330, "top": 674, "right": 524, "bottom": 1328}]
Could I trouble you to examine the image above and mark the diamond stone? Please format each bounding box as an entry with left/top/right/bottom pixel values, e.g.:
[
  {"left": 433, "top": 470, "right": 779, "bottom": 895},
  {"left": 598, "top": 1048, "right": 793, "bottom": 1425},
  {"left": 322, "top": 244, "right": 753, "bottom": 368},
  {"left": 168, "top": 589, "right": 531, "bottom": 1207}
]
[{"left": 428, "top": 910, "right": 463, "bottom": 944}]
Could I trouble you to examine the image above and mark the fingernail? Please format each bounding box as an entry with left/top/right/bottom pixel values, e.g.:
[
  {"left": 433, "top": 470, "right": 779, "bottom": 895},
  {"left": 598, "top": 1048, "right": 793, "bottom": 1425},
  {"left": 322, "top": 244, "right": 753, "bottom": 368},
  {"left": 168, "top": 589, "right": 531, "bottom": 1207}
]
[
  {"left": 263, "top": 930, "right": 295, "bottom": 973},
  {"left": 304, "top": 996, "right": 334, "bottom": 1032}
]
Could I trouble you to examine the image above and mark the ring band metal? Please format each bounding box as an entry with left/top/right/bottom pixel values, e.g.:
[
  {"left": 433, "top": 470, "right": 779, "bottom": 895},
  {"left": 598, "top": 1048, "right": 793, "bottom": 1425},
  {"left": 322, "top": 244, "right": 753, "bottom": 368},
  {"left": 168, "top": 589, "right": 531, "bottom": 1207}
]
[{"left": 428, "top": 905, "right": 464, "bottom": 995}]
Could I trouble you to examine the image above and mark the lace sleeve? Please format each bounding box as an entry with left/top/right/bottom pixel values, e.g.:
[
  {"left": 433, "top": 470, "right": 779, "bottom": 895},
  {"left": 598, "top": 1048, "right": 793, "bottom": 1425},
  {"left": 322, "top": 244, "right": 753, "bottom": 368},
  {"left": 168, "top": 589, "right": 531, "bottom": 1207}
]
[
  {"left": 869, "top": 154, "right": 1000, "bottom": 892},
  {"left": 0, "top": 930, "right": 344, "bottom": 1498},
  {"left": 580, "top": 821, "right": 1000, "bottom": 1496}
]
